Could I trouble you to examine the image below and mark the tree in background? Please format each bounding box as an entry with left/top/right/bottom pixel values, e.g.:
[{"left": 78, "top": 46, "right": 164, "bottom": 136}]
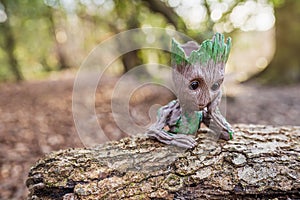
[
  {"left": 0, "top": 0, "right": 70, "bottom": 81},
  {"left": 254, "top": 0, "right": 300, "bottom": 84},
  {"left": 0, "top": 0, "right": 23, "bottom": 81},
  {"left": 47, "top": 6, "right": 71, "bottom": 70},
  {"left": 0, "top": 0, "right": 299, "bottom": 84}
]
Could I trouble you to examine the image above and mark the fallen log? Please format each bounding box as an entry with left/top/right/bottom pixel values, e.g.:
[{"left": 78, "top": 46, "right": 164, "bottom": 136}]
[{"left": 26, "top": 124, "right": 300, "bottom": 199}]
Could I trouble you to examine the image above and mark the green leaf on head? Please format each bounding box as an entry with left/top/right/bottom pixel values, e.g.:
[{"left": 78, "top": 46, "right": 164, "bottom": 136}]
[{"left": 171, "top": 33, "right": 232, "bottom": 66}]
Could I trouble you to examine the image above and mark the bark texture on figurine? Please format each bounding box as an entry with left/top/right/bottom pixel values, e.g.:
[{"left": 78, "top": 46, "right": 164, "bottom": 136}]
[{"left": 146, "top": 33, "right": 234, "bottom": 148}]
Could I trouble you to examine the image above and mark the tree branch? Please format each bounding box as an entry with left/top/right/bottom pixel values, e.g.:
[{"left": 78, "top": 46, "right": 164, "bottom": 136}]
[
  {"left": 141, "top": 0, "right": 187, "bottom": 31},
  {"left": 26, "top": 124, "right": 300, "bottom": 199}
]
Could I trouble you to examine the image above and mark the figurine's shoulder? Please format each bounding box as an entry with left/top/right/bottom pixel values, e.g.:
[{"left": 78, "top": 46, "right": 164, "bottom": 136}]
[{"left": 157, "top": 99, "right": 180, "bottom": 116}]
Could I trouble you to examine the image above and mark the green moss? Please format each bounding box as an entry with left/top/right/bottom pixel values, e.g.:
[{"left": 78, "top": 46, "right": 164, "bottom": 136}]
[
  {"left": 171, "top": 38, "right": 187, "bottom": 65},
  {"left": 172, "top": 111, "right": 203, "bottom": 135},
  {"left": 171, "top": 33, "right": 231, "bottom": 65}
]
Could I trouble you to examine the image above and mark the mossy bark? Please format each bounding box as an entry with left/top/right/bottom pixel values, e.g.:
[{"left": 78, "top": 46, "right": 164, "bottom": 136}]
[{"left": 26, "top": 124, "right": 300, "bottom": 199}]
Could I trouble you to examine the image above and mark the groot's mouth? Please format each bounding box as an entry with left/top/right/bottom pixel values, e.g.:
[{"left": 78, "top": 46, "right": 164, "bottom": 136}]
[{"left": 198, "top": 103, "right": 208, "bottom": 110}]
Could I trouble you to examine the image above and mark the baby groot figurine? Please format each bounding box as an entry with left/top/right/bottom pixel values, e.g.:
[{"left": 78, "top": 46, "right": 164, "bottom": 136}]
[{"left": 146, "top": 33, "right": 234, "bottom": 148}]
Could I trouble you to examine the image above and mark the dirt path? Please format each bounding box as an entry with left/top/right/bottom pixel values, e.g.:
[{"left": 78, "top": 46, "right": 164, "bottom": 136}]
[
  {"left": 0, "top": 76, "right": 299, "bottom": 199},
  {"left": 225, "top": 82, "right": 300, "bottom": 126}
]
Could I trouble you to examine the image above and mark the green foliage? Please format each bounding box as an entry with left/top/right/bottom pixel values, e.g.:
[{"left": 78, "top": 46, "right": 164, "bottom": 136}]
[
  {"left": 171, "top": 38, "right": 187, "bottom": 65},
  {"left": 189, "top": 33, "right": 231, "bottom": 64},
  {"left": 0, "top": 0, "right": 298, "bottom": 84},
  {"left": 269, "top": 0, "right": 285, "bottom": 7},
  {"left": 0, "top": 0, "right": 60, "bottom": 80}
]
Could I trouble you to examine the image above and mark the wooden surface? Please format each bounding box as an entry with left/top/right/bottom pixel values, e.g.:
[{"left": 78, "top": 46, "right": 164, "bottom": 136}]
[{"left": 26, "top": 124, "right": 300, "bottom": 199}]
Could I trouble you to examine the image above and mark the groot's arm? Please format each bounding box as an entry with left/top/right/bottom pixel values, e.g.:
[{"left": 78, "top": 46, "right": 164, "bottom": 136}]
[
  {"left": 146, "top": 100, "right": 197, "bottom": 148},
  {"left": 207, "top": 92, "right": 234, "bottom": 140}
]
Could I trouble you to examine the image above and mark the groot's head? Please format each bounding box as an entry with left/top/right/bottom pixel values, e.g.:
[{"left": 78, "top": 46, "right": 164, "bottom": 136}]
[{"left": 171, "top": 33, "right": 231, "bottom": 111}]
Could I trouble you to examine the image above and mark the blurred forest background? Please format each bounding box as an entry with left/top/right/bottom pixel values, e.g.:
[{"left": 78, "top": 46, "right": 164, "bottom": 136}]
[
  {"left": 0, "top": 0, "right": 300, "bottom": 83},
  {"left": 0, "top": 0, "right": 300, "bottom": 199}
]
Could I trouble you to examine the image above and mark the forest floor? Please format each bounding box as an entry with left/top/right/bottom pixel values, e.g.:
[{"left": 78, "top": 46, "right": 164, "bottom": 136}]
[{"left": 0, "top": 73, "right": 300, "bottom": 199}]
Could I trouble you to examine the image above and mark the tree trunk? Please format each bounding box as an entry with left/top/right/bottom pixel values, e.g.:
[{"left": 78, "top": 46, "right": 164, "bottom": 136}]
[
  {"left": 26, "top": 124, "right": 300, "bottom": 199},
  {"left": 121, "top": 12, "right": 142, "bottom": 72},
  {"left": 48, "top": 7, "right": 70, "bottom": 70},
  {"left": 0, "top": 0, "right": 24, "bottom": 81},
  {"left": 254, "top": 0, "right": 300, "bottom": 84},
  {"left": 117, "top": 0, "right": 190, "bottom": 72}
]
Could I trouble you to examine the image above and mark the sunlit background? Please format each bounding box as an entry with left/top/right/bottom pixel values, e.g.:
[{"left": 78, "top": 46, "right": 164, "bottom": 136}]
[{"left": 0, "top": 0, "right": 286, "bottom": 83}]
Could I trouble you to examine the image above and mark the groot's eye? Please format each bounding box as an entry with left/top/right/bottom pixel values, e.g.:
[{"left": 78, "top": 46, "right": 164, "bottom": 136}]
[
  {"left": 211, "top": 82, "right": 220, "bottom": 91},
  {"left": 189, "top": 80, "right": 200, "bottom": 90}
]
